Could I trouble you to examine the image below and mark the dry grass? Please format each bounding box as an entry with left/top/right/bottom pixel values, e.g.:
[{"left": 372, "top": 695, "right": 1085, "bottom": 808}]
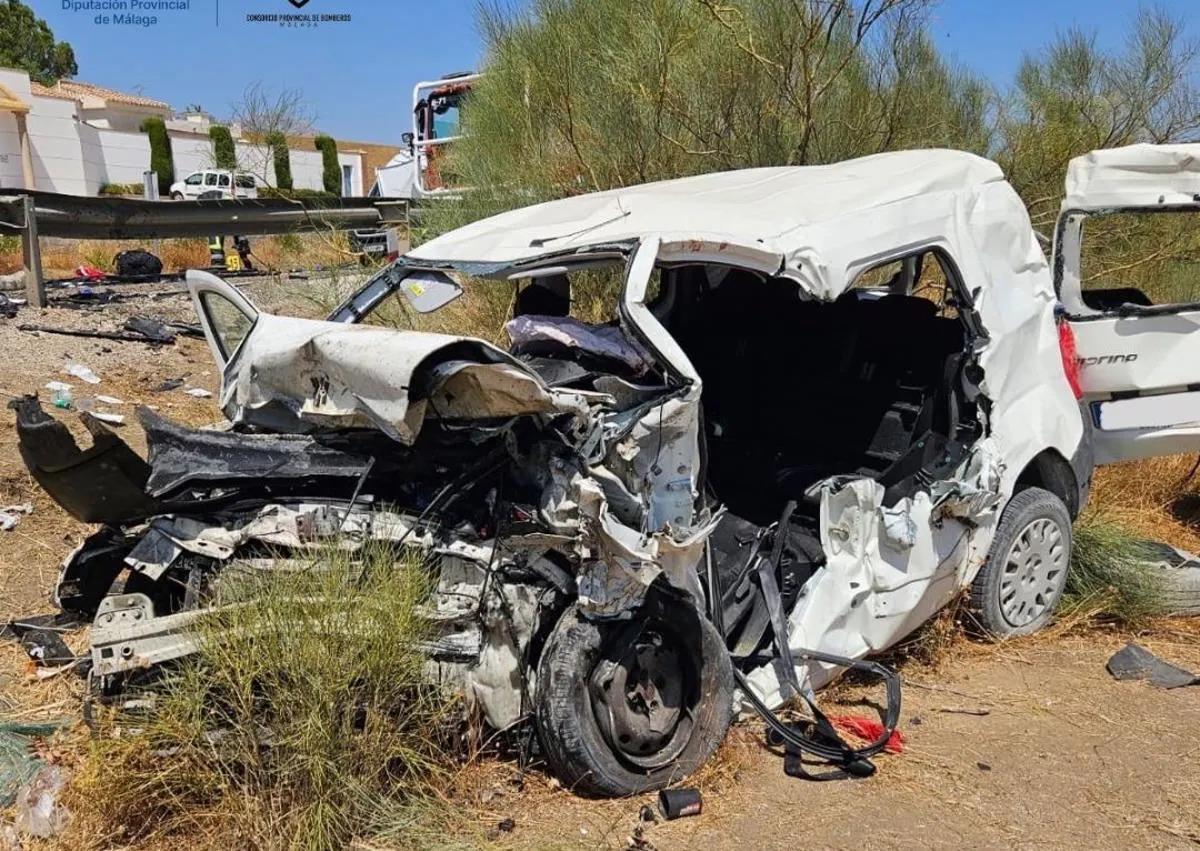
[
  {"left": 68, "top": 545, "right": 461, "bottom": 851},
  {"left": 1089, "top": 453, "right": 1200, "bottom": 553},
  {"left": 1, "top": 231, "right": 371, "bottom": 281}
]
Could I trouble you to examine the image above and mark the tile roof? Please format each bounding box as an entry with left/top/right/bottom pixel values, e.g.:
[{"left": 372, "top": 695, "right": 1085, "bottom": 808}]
[{"left": 30, "top": 79, "right": 169, "bottom": 109}]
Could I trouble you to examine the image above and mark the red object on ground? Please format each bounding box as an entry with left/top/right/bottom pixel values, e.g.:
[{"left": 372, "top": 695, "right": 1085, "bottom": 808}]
[
  {"left": 1057, "top": 320, "right": 1084, "bottom": 399},
  {"left": 74, "top": 265, "right": 106, "bottom": 281},
  {"left": 831, "top": 714, "right": 906, "bottom": 753}
]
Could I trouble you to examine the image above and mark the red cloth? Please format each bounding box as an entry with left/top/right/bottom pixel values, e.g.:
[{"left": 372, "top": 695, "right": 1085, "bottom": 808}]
[
  {"left": 831, "top": 714, "right": 905, "bottom": 753},
  {"left": 74, "top": 265, "right": 106, "bottom": 281}
]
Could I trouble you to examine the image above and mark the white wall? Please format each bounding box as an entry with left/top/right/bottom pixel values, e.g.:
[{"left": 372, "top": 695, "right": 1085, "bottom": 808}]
[
  {"left": 0, "top": 68, "right": 367, "bottom": 196},
  {"left": 93, "top": 128, "right": 150, "bottom": 186},
  {"left": 171, "top": 133, "right": 213, "bottom": 180}
]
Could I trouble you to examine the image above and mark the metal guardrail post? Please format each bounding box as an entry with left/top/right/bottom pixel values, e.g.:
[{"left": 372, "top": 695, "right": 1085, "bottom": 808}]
[{"left": 20, "top": 194, "right": 45, "bottom": 308}]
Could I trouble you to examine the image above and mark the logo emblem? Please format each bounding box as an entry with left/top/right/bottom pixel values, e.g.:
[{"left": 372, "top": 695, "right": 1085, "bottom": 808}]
[{"left": 288, "top": 0, "right": 310, "bottom": 7}]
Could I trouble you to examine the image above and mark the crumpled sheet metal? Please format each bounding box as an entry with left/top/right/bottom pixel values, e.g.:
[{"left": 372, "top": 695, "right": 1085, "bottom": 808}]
[
  {"left": 743, "top": 474, "right": 980, "bottom": 709},
  {"left": 222, "top": 314, "right": 587, "bottom": 443},
  {"left": 406, "top": 149, "right": 1003, "bottom": 291},
  {"left": 572, "top": 476, "right": 712, "bottom": 619},
  {"left": 123, "top": 502, "right": 433, "bottom": 580},
  {"left": 1063, "top": 142, "right": 1200, "bottom": 210}
]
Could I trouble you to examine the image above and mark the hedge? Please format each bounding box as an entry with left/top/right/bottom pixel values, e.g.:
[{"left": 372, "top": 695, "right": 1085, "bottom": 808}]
[
  {"left": 314, "top": 134, "right": 341, "bottom": 194},
  {"left": 267, "top": 131, "right": 293, "bottom": 190},
  {"left": 209, "top": 125, "right": 237, "bottom": 170},
  {"left": 140, "top": 117, "right": 174, "bottom": 194}
]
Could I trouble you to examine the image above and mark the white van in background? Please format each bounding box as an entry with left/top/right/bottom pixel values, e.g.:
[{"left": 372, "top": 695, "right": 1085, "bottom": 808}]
[{"left": 169, "top": 170, "right": 258, "bottom": 200}]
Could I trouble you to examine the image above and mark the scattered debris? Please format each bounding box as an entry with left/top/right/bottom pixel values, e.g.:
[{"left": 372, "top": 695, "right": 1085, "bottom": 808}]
[
  {"left": 13, "top": 628, "right": 73, "bottom": 667},
  {"left": 0, "top": 504, "right": 32, "bottom": 532},
  {"left": 658, "top": 788, "right": 702, "bottom": 820},
  {"left": 152, "top": 377, "right": 185, "bottom": 392},
  {"left": 123, "top": 316, "right": 176, "bottom": 344},
  {"left": 2, "top": 618, "right": 82, "bottom": 683},
  {"left": 88, "top": 412, "right": 125, "bottom": 426},
  {"left": 936, "top": 707, "right": 991, "bottom": 717},
  {"left": 21, "top": 322, "right": 175, "bottom": 345},
  {"left": 0, "top": 721, "right": 66, "bottom": 809},
  {"left": 628, "top": 824, "right": 656, "bottom": 849},
  {"left": 185, "top": 387, "right": 212, "bottom": 398},
  {"left": 14, "top": 764, "right": 70, "bottom": 839},
  {"left": 113, "top": 249, "right": 163, "bottom": 279},
  {"left": 1106, "top": 642, "right": 1200, "bottom": 689},
  {"left": 832, "top": 715, "right": 906, "bottom": 753},
  {"left": 73, "top": 265, "right": 105, "bottom": 281},
  {"left": 976, "top": 761, "right": 992, "bottom": 771},
  {"left": 95, "top": 395, "right": 124, "bottom": 406},
  {"left": 168, "top": 321, "right": 204, "bottom": 338},
  {"left": 0, "top": 294, "right": 19, "bottom": 319},
  {"left": 638, "top": 804, "right": 657, "bottom": 823},
  {"left": 44, "top": 383, "right": 72, "bottom": 410},
  {"left": 54, "top": 287, "right": 122, "bottom": 309},
  {"left": 63, "top": 363, "right": 100, "bottom": 385}
]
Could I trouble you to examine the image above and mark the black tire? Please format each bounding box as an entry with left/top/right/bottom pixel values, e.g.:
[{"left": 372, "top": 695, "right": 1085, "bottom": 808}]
[
  {"left": 535, "top": 594, "right": 733, "bottom": 797},
  {"left": 171, "top": 192, "right": 184, "bottom": 201},
  {"left": 970, "top": 486, "right": 1072, "bottom": 637}
]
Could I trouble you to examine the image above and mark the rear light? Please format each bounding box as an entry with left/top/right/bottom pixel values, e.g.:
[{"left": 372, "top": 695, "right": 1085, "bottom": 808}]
[{"left": 1057, "top": 320, "right": 1083, "bottom": 399}]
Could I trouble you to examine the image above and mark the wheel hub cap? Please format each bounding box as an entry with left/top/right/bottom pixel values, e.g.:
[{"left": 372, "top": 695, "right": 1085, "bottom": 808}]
[
  {"left": 999, "top": 516, "right": 1066, "bottom": 627},
  {"left": 590, "top": 628, "right": 694, "bottom": 769}
]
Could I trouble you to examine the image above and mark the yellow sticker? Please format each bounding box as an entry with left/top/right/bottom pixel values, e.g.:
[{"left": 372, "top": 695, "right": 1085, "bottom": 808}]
[{"left": 407, "top": 283, "right": 426, "bottom": 297}]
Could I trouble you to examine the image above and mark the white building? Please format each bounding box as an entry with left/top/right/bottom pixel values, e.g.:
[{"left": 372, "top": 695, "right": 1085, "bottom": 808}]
[{"left": 0, "top": 68, "right": 367, "bottom": 197}]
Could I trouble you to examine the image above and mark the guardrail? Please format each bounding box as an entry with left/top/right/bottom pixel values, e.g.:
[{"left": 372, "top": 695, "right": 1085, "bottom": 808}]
[{"left": 0, "top": 189, "right": 409, "bottom": 306}]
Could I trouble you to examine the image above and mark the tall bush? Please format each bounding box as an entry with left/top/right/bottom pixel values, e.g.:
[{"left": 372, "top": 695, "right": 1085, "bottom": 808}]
[
  {"left": 314, "top": 134, "right": 341, "bottom": 194},
  {"left": 431, "top": 1, "right": 1200, "bottom": 242},
  {"left": 429, "top": 0, "right": 987, "bottom": 234},
  {"left": 140, "top": 116, "right": 174, "bottom": 194},
  {"left": 209, "top": 124, "right": 237, "bottom": 170},
  {"left": 267, "top": 131, "right": 293, "bottom": 190}
]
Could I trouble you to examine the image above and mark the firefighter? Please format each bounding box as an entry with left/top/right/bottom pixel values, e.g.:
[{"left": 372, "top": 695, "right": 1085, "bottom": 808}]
[{"left": 208, "top": 235, "right": 225, "bottom": 269}]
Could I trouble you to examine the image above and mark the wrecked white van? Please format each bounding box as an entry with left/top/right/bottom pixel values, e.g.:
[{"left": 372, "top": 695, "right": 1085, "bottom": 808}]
[{"left": 20, "top": 148, "right": 1118, "bottom": 794}]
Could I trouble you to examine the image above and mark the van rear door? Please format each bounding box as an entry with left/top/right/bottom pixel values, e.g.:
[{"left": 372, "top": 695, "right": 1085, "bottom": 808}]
[{"left": 1054, "top": 143, "right": 1200, "bottom": 463}]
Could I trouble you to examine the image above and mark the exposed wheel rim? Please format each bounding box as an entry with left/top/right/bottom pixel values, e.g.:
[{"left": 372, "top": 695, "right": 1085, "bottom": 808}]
[
  {"left": 589, "top": 623, "right": 697, "bottom": 770},
  {"left": 998, "top": 516, "right": 1066, "bottom": 627}
]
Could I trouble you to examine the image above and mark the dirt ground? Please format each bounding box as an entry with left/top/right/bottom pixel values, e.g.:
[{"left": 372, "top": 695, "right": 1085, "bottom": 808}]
[{"left": 1, "top": 271, "right": 1199, "bottom": 850}]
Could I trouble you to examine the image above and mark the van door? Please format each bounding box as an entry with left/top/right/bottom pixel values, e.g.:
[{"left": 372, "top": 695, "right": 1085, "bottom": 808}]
[
  {"left": 1054, "top": 144, "right": 1200, "bottom": 464},
  {"left": 186, "top": 270, "right": 259, "bottom": 413},
  {"left": 182, "top": 172, "right": 203, "bottom": 198}
]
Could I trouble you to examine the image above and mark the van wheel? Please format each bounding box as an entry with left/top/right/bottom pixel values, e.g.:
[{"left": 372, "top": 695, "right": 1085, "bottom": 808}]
[
  {"left": 970, "top": 487, "right": 1072, "bottom": 637},
  {"left": 535, "top": 595, "right": 733, "bottom": 797},
  {"left": 171, "top": 192, "right": 184, "bottom": 201}
]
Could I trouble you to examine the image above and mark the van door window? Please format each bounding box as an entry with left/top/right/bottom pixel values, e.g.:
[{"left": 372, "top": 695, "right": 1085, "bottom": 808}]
[
  {"left": 199, "top": 291, "right": 254, "bottom": 361},
  {"left": 1076, "top": 211, "right": 1200, "bottom": 312}
]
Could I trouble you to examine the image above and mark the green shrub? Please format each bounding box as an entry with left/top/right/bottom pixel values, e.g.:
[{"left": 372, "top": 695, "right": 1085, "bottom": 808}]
[
  {"left": 267, "top": 131, "right": 294, "bottom": 190},
  {"left": 314, "top": 134, "right": 341, "bottom": 195},
  {"left": 209, "top": 124, "right": 237, "bottom": 170},
  {"left": 74, "top": 545, "right": 458, "bottom": 850},
  {"left": 98, "top": 182, "right": 142, "bottom": 196},
  {"left": 140, "top": 116, "right": 174, "bottom": 195},
  {"left": 1065, "top": 512, "right": 1170, "bottom": 626}
]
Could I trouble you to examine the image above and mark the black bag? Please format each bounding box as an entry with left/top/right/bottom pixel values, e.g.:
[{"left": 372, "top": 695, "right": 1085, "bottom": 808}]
[{"left": 113, "top": 249, "right": 163, "bottom": 279}]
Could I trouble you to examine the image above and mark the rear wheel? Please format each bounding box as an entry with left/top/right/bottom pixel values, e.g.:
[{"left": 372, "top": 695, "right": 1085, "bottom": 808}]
[
  {"left": 970, "top": 487, "right": 1072, "bottom": 637},
  {"left": 535, "top": 594, "right": 733, "bottom": 797}
]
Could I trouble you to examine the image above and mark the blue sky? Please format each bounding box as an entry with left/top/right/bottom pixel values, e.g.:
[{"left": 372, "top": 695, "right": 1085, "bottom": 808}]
[{"left": 29, "top": 0, "right": 1198, "bottom": 145}]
